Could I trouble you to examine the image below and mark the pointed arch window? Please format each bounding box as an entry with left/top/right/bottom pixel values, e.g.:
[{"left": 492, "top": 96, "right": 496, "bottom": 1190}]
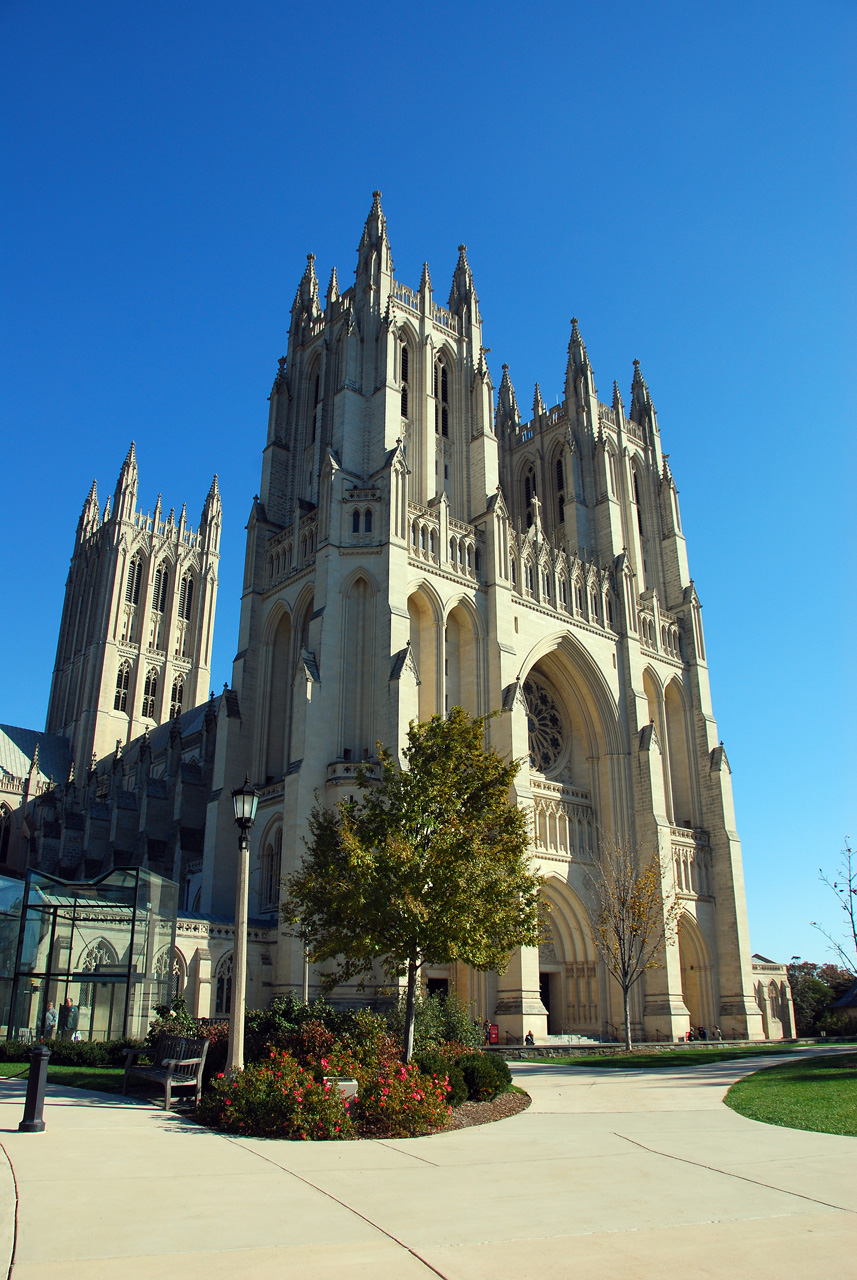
[
  {"left": 142, "top": 668, "right": 158, "bottom": 718},
  {"left": 114, "top": 661, "right": 131, "bottom": 712},
  {"left": 434, "top": 358, "right": 449, "bottom": 436},
  {"left": 310, "top": 371, "right": 321, "bottom": 443},
  {"left": 214, "top": 952, "right": 233, "bottom": 1017},
  {"left": 400, "top": 342, "right": 410, "bottom": 419},
  {"left": 352, "top": 509, "right": 361, "bottom": 535},
  {"left": 79, "top": 940, "right": 119, "bottom": 1009},
  {"left": 364, "top": 509, "right": 373, "bottom": 533},
  {"left": 524, "top": 467, "right": 536, "bottom": 528},
  {"left": 153, "top": 563, "right": 169, "bottom": 613},
  {"left": 178, "top": 573, "right": 194, "bottom": 621},
  {"left": 555, "top": 457, "right": 565, "bottom": 523},
  {"left": 125, "top": 555, "right": 143, "bottom": 605},
  {"left": 574, "top": 579, "right": 584, "bottom": 614},
  {"left": 590, "top": 590, "right": 599, "bottom": 621},
  {"left": 170, "top": 676, "right": 184, "bottom": 720},
  {"left": 632, "top": 467, "right": 644, "bottom": 536},
  {"left": 260, "top": 828, "right": 283, "bottom": 912}
]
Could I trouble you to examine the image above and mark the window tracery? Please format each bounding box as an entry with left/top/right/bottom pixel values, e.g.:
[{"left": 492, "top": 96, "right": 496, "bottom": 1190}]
[
  {"left": 524, "top": 677, "right": 565, "bottom": 773},
  {"left": 170, "top": 676, "right": 184, "bottom": 720},
  {"left": 114, "top": 661, "right": 131, "bottom": 712},
  {"left": 215, "top": 952, "right": 233, "bottom": 1016},
  {"left": 142, "top": 667, "right": 158, "bottom": 718}
]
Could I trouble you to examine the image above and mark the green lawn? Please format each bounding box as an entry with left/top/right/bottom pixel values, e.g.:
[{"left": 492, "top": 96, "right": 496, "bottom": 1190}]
[
  {"left": 523, "top": 1045, "right": 803, "bottom": 1070},
  {"left": 0, "top": 1063, "right": 125, "bottom": 1092},
  {"left": 725, "top": 1053, "right": 857, "bottom": 1136}
]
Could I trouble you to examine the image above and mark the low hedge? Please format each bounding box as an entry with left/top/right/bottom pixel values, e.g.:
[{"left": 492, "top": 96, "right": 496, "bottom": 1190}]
[{"left": 0, "top": 1038, "right": 143, "bottom": 1067}]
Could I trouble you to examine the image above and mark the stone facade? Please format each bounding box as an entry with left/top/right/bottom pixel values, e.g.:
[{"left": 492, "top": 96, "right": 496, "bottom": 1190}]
[
  {"left": 45, "top": 444, "right": 220, "bottom": 770},
  {"left": 4, "top": 193, "right": 787, "bottom": 1039}
]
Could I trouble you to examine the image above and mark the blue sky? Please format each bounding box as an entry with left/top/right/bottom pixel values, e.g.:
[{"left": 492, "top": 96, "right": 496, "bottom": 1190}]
[{"left": 2, "top": 0, "right": 854, "bottom": 965}]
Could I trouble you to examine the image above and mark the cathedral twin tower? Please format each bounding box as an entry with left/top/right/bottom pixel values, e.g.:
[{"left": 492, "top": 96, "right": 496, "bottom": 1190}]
[{"left": 46, "top": 193, "right": 765, "bottom": 1041}]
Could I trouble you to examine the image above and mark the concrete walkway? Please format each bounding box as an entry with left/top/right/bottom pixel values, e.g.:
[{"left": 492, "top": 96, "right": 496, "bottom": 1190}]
[{"left": 1, "top": 1049, "right": 855, "bottom": 1278}]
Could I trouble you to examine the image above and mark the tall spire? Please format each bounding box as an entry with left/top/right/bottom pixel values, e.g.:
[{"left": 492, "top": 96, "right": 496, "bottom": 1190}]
[
  {"left": 495, "top": 364, "right": 521, "bottom": 436},
  {"left": 77, "top": 478, "right": 100, "bottom": 542},
  {"left": 113, "top": 442, "right": 138, "bottom": 521},
  {"left": 294, "top": 253, "right": 321, "bottom": 319},
  {"left": 420, "top": 261, "right": 432, "bottom": 293},
  {"left": 326, "top": 266, "right": 339, "bottom": 307},
  {"left": 533, "top": 383, "right": 545, "bottom": 416},
  {"left": 565, "top": 318, "right": 595, "bottom": 407},
  {"left": 356, "top": 190, "right": 393, "bottom": 283},
  {"left": 448, "top": 243, "right": 478, "bottom": 321},
  {"left": 200, "top": 473, "right": 222, "bottom": 551},
  {"left": 630, "top": 358, "right": 657, "bottom": 427}
]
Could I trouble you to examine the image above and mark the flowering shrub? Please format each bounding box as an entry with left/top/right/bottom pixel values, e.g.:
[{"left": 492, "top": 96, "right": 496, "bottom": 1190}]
[
  {"left": 413, "top": 1049, "right": 467, "bottom": 1107},
  {"left": 351, "top": 1060, "right": 452, "bottom": 1138},
  {"left": 197, "top": 1050, "right": 353, "bottom": 1140}
]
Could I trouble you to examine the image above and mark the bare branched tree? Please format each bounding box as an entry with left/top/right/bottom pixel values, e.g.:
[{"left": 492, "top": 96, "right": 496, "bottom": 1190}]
[
  {"left": 811, "top": 837, "right": 857, "bottom": 975},
  {"left": 587, "top": 838, "right": 681, "bottom": 1050}
]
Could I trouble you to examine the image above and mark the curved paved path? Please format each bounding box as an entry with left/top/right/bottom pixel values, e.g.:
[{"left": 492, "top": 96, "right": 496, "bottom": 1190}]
[{"left": 1, "top": 1049, "right": 855, "bottom": 1278}]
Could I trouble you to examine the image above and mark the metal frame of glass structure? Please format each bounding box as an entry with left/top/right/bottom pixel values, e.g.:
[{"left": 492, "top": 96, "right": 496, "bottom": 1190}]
[{"left": 0, "top": 866, "right": 178, "bottom": 1043}]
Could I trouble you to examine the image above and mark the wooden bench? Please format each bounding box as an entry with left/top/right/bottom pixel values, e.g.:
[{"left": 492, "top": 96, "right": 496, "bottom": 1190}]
[{"left": 123, "top": 1033, "right": 209, "bottom": 1111}]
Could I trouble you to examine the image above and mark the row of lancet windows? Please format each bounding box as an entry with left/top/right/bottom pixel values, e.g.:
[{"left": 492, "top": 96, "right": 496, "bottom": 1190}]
[
  {"left": 267, "top": 530, "right": 317, "bottom": 583},
  {"left": 399, "top": 342, "right": 449, "bottom": 437},
  {"left": 114, "top": 663, "right": 184, "bottom": 719},
  {"left": 124, "top": 555, "right": 194, "bottom": 621},
  {"left": 351, "top": 509, "right": 373, "bottom": 534},
  {"left": 510, "top": 560, "right": 615, "bottom": 628}
]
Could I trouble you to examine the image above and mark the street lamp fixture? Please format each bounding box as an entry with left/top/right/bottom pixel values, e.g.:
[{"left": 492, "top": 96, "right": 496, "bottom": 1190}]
[
  {"left": 232, "top": 775, "right": 259, "bottom": 831},
  {"left": 226, "top": 775, "right": 258, "bottom": 1074}
]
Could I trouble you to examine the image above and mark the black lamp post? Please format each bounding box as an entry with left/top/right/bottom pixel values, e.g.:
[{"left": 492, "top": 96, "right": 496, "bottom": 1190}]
[{"left": 226, "top": 775, "right": 258, "bottom": 1073}]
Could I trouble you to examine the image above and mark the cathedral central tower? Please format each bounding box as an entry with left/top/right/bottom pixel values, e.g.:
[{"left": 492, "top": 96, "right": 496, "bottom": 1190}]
[{"left": 201, "top": 193, "right": 763, "bottom": 1044}]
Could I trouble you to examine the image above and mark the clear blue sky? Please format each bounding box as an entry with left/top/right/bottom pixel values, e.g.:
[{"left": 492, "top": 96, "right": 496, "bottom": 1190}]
[{"left": 2, "top": 1, "right": 854, "bottom": 966}]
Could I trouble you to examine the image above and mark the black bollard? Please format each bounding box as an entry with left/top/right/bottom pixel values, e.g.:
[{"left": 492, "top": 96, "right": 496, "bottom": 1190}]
[{"left": 19, "top": 1045, "right": 51, "bottom": 1133}]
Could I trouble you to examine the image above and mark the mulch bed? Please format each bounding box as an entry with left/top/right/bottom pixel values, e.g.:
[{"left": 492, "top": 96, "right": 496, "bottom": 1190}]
[{"left": 444, "top": 1089, "right": 531, "bottom": 1131}]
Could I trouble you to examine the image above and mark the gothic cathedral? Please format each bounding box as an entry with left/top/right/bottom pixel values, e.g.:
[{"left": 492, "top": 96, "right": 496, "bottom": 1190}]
[
  {"left": 198, "top": 192, "right": 764, "bottom": 1040},
  {"left": 6, "top": 193, "right": 773, "bottom": 1041}
]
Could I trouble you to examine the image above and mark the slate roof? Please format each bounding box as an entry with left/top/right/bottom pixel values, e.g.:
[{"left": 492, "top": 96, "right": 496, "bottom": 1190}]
[{"left": 0, "top": 724, "right": 72, "bottom": 787}]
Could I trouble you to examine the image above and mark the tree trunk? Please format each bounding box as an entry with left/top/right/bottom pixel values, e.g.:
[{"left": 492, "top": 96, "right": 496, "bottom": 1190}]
[
  {"left": 623, "top": 985, "right": 632, "bottom": 1052},
  {"left": 403, "top": 952, "right": 418, "bottom": 1062}
]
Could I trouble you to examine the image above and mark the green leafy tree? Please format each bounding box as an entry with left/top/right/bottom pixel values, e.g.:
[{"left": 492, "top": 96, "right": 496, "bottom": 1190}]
[
  {"left": 283, "top": 708, "right": 543, "bottom": 1061},
  {"left": 587, "top": 839, "right": 681, "bottom": 1051},
  {"left": 786, "top": 960, "right": 854, "bottom": 1035}
]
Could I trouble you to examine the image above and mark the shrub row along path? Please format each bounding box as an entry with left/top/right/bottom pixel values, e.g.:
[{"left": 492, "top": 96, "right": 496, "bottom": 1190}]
[{"left": 0, "top": 1046, "right": 855, "bottom": 1279}]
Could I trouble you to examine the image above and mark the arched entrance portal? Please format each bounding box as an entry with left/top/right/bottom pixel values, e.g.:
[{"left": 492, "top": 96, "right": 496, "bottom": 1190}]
[
  {"left": 539, "top": 878, "right": 601, "bottom": 1036},
  {"left": 678, "top": 914, "right": 714, "bottom": 1032}
]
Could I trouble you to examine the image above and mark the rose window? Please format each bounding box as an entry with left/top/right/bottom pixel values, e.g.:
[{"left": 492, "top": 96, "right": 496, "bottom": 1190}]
[{"left": 524, "top": 678, "right": 564, "bottom": 772}]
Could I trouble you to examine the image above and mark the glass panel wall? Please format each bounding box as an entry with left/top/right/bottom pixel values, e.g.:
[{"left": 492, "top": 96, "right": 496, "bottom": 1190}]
[{"left": 2, "top": 866, "right": 178, "bottom": 1043}]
